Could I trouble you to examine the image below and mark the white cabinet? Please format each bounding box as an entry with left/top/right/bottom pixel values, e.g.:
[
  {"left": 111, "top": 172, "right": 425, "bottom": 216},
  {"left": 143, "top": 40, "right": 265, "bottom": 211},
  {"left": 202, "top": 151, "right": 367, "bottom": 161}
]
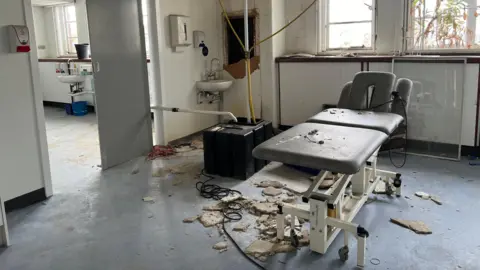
[{"left": 38, "top": 62, "right": 71, "bottom": 104}]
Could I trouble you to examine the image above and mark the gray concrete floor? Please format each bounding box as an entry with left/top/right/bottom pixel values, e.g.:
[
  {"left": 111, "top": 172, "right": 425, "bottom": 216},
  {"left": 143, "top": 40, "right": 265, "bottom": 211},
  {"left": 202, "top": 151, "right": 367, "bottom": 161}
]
[{"left": 1, "top": 107, "right": 480, "bottom": 270}]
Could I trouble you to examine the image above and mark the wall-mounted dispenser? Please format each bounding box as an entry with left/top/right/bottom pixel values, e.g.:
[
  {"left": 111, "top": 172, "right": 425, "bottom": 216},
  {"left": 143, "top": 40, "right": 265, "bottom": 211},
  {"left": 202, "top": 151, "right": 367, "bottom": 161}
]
[
  {"left": 8, "top": 25, "right": 30, "bottom": 53},
  {"left": 169, "top": 15, "right": 192, "bottom": 48},
  {"left": 193, "top": 31, "right": 205, "bottom": 48}
]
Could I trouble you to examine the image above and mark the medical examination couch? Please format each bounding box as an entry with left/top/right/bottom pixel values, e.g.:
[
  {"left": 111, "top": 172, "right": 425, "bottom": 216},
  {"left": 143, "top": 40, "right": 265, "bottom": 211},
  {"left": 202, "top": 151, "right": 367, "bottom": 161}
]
[{"left": 253, "top": 72, "right": 413, "bottom": 267}]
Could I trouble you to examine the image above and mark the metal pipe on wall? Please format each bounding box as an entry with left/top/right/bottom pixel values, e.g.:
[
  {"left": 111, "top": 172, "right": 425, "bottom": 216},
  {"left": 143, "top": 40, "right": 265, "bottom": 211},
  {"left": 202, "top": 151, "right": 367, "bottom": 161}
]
[
  {"left": 244, "top": 0, "right": 252, "bottom": 123},
  {"left": 151, "top": 106, "right": 238, "bottom": 123}
]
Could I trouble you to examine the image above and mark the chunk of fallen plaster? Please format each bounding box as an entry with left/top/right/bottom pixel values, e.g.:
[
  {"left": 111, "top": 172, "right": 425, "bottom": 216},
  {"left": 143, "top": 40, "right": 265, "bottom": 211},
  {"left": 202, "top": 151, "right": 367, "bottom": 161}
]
[
  {"left": 221, "top": 194, "right": 242, "bottom": 203},
  {"left": 245, "top": 240, "right": 275, "bottom": 256},
  {"left": 257, "top": 215, "right": 270, "bottom": 224},
  {"left": 252, "top": 202, "right": 278, "bottom": 214},
  {"left": 233, "top": 223, "right": 250, "bottom": 232},
  {"left": 430, "top": 195, "right": 442, "bottom": 205},
  {"left": 415, "top": 191, "right": 431, "bottom": 200},
  {"left": 272, "top": 242, "right": 296, "bottom": 253},
  {"left": 255, "top": 180, "right": 285, "bottom": 189},
  {"left": 390, "top": 218, "right": 432, "bottom": 234},
  {"left": 213, "top": 242, "right": 228, "bottom": 250},
  {"left": 202, "top": 203, "right": 224, "bottom": 211},
  {"left": 319, "top": 179, "right": 336, "bottom": 189},
  {"left": 142, "top": 196, "right": 155, "bottom": 203},
  {"left": 182, "top": 216, "right": 199, "bottom": 223},
  {"left": 263, "top": 187, "right": 283, "bottom": 196},
  {"left": 282, "top": 196, "right": 296, "bottom": 203},
  {"left": 199, "top": 211, "right": 224, "bottom": 227}
]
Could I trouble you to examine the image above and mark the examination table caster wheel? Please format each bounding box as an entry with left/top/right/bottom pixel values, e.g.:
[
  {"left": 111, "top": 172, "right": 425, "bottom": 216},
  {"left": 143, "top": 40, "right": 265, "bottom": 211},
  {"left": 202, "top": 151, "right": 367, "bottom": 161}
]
[{"left": 338, "top": 246, "right": 349, "bottom": 262}]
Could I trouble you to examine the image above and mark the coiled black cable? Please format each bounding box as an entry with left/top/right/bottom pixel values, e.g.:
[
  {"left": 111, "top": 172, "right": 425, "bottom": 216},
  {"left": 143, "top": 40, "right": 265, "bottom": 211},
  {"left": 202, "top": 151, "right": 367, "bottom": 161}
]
[{"left": 196, "top": 170, "right": 266, "bottom": 270}]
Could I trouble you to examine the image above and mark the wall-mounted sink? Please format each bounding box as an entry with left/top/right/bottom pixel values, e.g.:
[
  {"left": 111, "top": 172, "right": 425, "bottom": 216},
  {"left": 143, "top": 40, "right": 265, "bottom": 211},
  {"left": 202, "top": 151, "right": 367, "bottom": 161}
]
[
  {"left": 57, "top": 75, "right": 85, "bottom": 84},
  {"left": 196, "top": 80, "right": 233, "bottom": 92}
]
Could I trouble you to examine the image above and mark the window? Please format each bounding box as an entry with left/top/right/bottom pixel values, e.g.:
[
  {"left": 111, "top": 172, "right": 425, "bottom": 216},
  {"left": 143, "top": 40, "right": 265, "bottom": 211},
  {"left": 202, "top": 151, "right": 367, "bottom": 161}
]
[
  {"left": 322, "top": 0, "right": 376, "bottom": 50},
  {"left": 53, "top": 4, "right": 78, "bottom": 55},
  {"left": 63, "top": 5, "right": 78, "bottom": 54},
  {"left": 409, "top": 0, "right": 480, "bottom": 50},
  {"left": 54, "top": 4, "right": 78, "bottom": 56}
]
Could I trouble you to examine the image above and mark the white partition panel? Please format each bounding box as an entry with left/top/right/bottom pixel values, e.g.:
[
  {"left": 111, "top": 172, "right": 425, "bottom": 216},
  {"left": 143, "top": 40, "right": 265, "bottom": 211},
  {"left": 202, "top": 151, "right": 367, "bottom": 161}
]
[{"left": 393, "top": 60, "right": 466, "bottom": 159}]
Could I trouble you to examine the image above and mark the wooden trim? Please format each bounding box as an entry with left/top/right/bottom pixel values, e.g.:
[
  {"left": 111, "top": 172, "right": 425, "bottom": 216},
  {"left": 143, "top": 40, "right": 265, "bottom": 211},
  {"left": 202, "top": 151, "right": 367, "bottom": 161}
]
[{"left": 5, "top": 188, "right": 47, "bottom": 212}]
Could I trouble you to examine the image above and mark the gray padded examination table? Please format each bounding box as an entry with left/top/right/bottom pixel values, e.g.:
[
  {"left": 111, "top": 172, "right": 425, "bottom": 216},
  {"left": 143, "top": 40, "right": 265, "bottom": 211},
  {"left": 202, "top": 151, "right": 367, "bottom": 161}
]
[
  {"left": 253, "top": 123, "right": 388, "bottom": 175},
  {"left": 307, "top": 108, "right": 404, "bottom": 134}
]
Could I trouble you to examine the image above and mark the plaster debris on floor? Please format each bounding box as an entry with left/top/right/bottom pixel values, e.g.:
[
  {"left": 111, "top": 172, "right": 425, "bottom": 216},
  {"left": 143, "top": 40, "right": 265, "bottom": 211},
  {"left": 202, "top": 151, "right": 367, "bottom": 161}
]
[
  {"left": 415, "top": 191, "right": 431, "bottom": 200},
  {"left": 262, "top": 187, "right": 283, "bottom": 196},
  {"left": 142, "top": 196, "right": 155, "bottom": 203},
  {"left": 183, "top": 164, "right": 312, "bottom": 262},
  {"left": 390, "top": 218, "right": 432, "bottom": 234},
  {"left": 213, "top": 242, "right": 228, "bottom": 251},
  {"left": 182, "top": 216, "right": 199, "bottom": 223}
]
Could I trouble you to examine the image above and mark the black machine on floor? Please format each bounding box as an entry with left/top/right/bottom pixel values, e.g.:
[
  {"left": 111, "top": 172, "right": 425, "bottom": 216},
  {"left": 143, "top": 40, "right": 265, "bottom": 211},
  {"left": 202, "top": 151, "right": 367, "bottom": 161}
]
[{"left": 203, "top": 118, "right": 273, "bottom": 180}]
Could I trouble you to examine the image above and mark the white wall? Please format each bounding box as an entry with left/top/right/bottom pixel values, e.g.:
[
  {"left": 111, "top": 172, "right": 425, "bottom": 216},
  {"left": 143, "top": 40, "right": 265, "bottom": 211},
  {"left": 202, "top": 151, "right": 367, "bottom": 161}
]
[
  {"left": 157, "top": 0, "right": 223, "bottom": 142},
  {"left": 75, "top": 0, "right": 90, "bottom": 44},
  {"left": 0, "top": 0, "right": 51, "bottom": 201},
  {"left": 284, "top": 0, "right": 405, "bottom": 54},
  {"left": 33, "top": 6, "right": 49, "bottom": 58}
]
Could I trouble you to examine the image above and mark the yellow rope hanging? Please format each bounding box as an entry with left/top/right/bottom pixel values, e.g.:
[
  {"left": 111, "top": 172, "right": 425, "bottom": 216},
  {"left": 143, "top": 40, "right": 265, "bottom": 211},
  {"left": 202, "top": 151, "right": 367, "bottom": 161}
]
[{"left": 219, "top": 0, "right": 319, "bottom": 124}]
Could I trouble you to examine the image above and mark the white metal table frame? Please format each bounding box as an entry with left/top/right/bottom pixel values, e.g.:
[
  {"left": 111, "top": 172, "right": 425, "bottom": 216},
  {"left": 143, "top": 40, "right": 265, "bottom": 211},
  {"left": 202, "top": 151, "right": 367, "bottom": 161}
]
[
  {"left": 0, "top": 196, "right": 10, "bottom": 247},
  {"left": 276, "top": 149, "right": 401, "bottom": 267}
]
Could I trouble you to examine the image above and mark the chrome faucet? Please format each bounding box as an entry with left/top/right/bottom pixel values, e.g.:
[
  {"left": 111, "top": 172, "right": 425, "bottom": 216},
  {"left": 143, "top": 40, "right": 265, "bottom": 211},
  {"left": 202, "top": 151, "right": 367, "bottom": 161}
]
[{"left": 206, "top": 58, "right": 221, "bottom": 80}]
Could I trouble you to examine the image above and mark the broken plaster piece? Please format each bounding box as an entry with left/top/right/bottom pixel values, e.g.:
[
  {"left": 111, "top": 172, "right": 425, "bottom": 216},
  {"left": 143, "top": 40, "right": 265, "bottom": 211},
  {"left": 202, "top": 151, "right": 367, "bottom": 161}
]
[
  {"left": 252, "top": 202, "right": 278, "bottom": 214},
  {"left": 245, "top": 240, "right": 275, "bottom": 256},
  {"left": 415, "top": 191, "right": 431, "bottom": 200},
  {"left": 255, "top": 180, "right": 285, "bottom": 189},
  {"left": 233, "top": 223, "right": 250, "bottom": 232},
  {"left": 257, "top": 215, "right": 270, "bottom": 224},
  {"left": 390, "top": 218, "right": 432, "bottom": 234},
  {"left": 199, "top": 211, "right": 224, "bottom": 227},
  {"left": 213, "top": 242, "right": 228, "bottom": 250},
  {"left": 263, "top": 187, "right": 283, "bottom": 196},
  {"left": 183, "top": 216, "right": 199, "bottom": 223},
  {"left": 221, "top": 194, "right": 242, "bottom": 203},
  {"left": 202, "top": 203, "right": 224, "bottom": 211},
  {"left": 142, "top": 196, "right": 155, "bottom": 203}
]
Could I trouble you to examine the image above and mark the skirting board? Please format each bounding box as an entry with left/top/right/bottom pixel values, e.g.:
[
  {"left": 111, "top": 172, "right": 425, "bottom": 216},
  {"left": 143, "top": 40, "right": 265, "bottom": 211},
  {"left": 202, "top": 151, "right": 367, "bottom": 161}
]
[
  {"left": 5, "top": 188, "right": 47, "bottom": 213},
  {"left": 0, "top": 196, "right": 10, "bottom": 247}
]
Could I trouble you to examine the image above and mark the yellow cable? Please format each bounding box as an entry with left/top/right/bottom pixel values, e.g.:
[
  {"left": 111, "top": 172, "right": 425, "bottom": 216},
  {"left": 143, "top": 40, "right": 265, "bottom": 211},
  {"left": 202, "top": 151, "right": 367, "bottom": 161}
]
[
  {"left": 246, "top": 58, "right": 256, "bottom": 124},
  {"left": 218, "top": 0, "right": 317, "bottom": 124},
  {"left": 219, "top": 0, "right": 246, "bottom": 52},
  {"left": 249, "top": 0, "right": 318, "bottom": 52}
]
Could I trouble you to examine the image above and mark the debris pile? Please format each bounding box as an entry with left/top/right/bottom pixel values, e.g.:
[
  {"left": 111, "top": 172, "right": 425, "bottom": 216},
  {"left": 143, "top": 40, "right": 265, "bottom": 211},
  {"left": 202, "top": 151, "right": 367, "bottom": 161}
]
[{"left": 148, "top": 145, "right": 176, "bottom": 160}]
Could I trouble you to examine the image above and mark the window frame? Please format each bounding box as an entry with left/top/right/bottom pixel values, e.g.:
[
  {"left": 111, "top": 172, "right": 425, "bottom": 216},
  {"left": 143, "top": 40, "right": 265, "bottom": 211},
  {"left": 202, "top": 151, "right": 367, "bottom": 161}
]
[
  {"left": 405, "top": 0, "right": 480, "bottom": 53},
  {"left": 319, "top": 0, "right": 378, "bottom": 52},
  {"left": 54, "top": 4, "right": 78, "bottom": 57}
]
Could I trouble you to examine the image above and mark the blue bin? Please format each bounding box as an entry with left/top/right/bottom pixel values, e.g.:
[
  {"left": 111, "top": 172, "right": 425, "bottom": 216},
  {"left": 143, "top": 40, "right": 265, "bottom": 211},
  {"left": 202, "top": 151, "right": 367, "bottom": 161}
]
[
  {"left": 72, "top": 101, "right": 88, "bottom": 116},
  {"left": 65, "top": 104, "right": 73, "bottom": 115}
]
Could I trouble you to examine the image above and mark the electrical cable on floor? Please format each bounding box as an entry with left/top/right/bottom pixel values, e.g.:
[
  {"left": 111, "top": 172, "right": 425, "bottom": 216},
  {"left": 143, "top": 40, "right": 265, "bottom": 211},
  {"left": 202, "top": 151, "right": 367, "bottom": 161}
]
[
  {"left": 359, "top": 96, "right": 408, "bottom": 168},
  {"left": 196, "top": 170, "right": 267, "bottom": 270},
  {"left": 388, "top": 96, "right": 408, "bottom": 169}
]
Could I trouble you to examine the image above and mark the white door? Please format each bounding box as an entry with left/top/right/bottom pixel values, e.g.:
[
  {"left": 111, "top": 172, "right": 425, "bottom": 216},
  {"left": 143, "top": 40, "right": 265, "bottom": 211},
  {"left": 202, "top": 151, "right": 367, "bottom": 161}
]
[{"left": 86, "top": 0, "right": 152, "bottom": 169}]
